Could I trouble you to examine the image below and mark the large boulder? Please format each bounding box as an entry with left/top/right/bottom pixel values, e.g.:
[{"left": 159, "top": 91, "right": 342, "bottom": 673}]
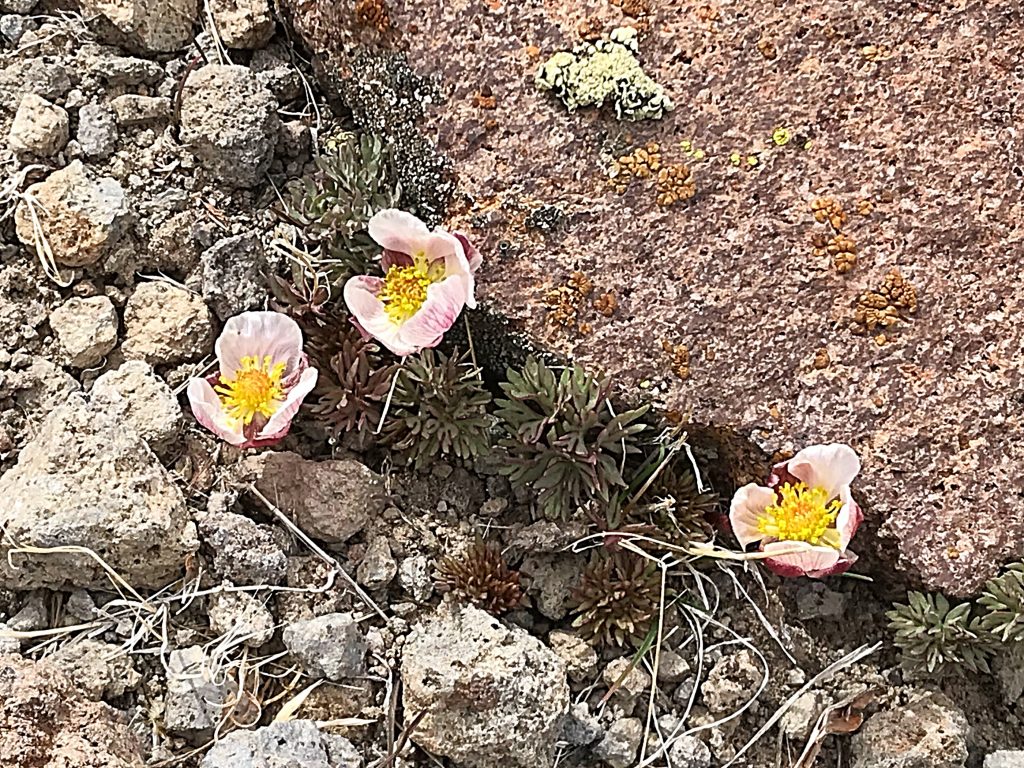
[
  {"left": 179, "top": 64, "right": 279, "bottom": 188},
  {"left": 14, "top": 161, "right": 128, "bottom": 268},
  {"left": 401, "top": 603, "right": 569, "bottom": 768},
  {"left": 0, "top": 395, "right": 198, "bottom": 590},
  {"left": 0, "top": 654, "right": 145, "bottom": 767}
]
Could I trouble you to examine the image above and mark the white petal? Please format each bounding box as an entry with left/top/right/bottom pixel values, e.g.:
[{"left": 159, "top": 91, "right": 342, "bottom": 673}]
[
  {"left": 761, "top": 541, "right": 841, "bottom": 578},
  {"left": 786, "top": 443, "right": 861, "bottom": 499},
  {"left": 344, "top": 275, "right": 417, "bottom": 357},
  {"left": 368, "top": 209, "right": 430, "bottom": 254},
  {"left": 186, "top": 377, "right": 246, "bottom": 445},
  {"left": 729, "top": 484, "right": 776, "bottom": 549},
  {"left": 217, "top": 311, "right": 304, "bottom": 378},
  {"left": 835, "top": 486, "right": 863, "bottom": 551},
  {"left": 259, "top": 367, "right": 319, "bottom": 441}
]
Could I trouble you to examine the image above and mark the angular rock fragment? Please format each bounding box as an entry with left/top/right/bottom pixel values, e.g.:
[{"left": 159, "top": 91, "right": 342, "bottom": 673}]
[
  {"left": 199, "top": 720, "right": 361, "bottom": 768},
  {"left": 48, "top": 295, "right": 118, "bottom": 368},
  {"left": 9, "top": 93, "right": 69, "bottom": 156},
  {"left": 81, "top": 0, "right": 198, "bottom": 53},
  {"left": 282, "top": 613, "right": 367, "bottom": 681},
  {"left": 851, "top": 691, "right": 968, "bottom": 768},
  {"left": 201, "top": 232, "right": 269, "bottom": 320},
  {"left": 209, "top": 0, "right": 275, "bottom": 49},
  {"left": 122, "top": 281, "right": 213, "bottom": 365},
  {"left": 91, "top": 360, "right": 181, "bottom": 455}
]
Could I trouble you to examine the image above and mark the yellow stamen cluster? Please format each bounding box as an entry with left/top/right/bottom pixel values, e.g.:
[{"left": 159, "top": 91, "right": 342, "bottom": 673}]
[
  {"left": 380, "top": 264, "right": 431, "bottom": 323},
  {"left": 215, "top": 355, "right": 286, "bottom": 425},
  {"left": 757, "top": 482, "right": 842, "bottom": 548}
]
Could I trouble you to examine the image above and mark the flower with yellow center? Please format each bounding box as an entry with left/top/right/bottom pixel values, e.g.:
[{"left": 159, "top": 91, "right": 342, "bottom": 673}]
[
  {"left": 756, "top": 482, "right": 842, "bottom": 549},
  {"left": 729, "top": 443, "right": 863, "bottom": 579},
  {"left": 187, "top": 311, "right": 318, "bottom": 449},
  {"left": 214, "top": 355, "right": 287, "bottom": 425},
  {"left": 344, "top": 209, "right": 483, "bottom": 357}
]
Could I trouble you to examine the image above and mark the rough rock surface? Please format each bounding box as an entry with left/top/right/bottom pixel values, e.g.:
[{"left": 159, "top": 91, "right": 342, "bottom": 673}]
[
  {"left": 164, "top": 645, "right": 238, "bottom": 737},
  {"left": 986, "top": 753, "right": 1024, "bottom": 768},
  {"left": 48, "top": 295, "right": 118, "bottom": 368},
  {"left": 209, "top": 0, "right": 275, "bottom": 49},
  {"left": 201, "top": 232, "right": 270, "bottom": 320},
  {"left": 49, "top": 639, "right": 142, "bottom": 701},
  {"left": 179, "top": 64, "right": 279, "bottom": 188},
  {"left": 81, "top": 0, "right": 198, "bottom": 53},
  {"left": 402, "top": 603, "right": 569, "bottom": 768},
  {"left": 198, "top": 510, "right": 288, "bottom": 586},
  {"left": 400, "top": 0, "right": 1024, "bottom": 594},
  {"left": 208, "top": 590, "right": 275, "bottom": 648},
  {"left": 109, "top": 93, "right": 171, "bottom": 126},
  {"left": 122, "top": 281, "right": 213, "bottom": 364},
  {"left": 0, "top": 395, "right": 197, "bottom": 590},
  {"left": 199, "top": 720, "right": 361, "bottom": 768},
  {"left": 282, "top": 613, "right": 367, "bottom": 681},
  {"left": 669, "top": 734, "right": 712, "bottom": 768},
  {"left": 851, "top": 691, "right": 969, "bottom": 768},
  {"left": 700, "top": 650, "right": 764, "bottom": 713},
  {"left": 594, "top": 717, "right": 643, "bottom": 768},
  {"left": 9, "top": 93, "right": 69, "bottom": 156},
  {"left": 91, "top": 360, "right": 181, "bottom": 454},
  {"left": 77, "top": 103, "right": 119, "bottom": 159},
  {"left": 0, "top": 653, "right": 145, "bottom": 767},
  {"left": 14, "top": 160, "right": 128, "bottom": 268},
  {"left": 246, "top": 451, "right": 385, "bottom": 546}
]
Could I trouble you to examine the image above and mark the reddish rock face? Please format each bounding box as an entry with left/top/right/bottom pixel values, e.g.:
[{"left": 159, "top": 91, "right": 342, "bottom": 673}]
[{"left": 394, "top": 0, "right": 1024, "bottom": 595}]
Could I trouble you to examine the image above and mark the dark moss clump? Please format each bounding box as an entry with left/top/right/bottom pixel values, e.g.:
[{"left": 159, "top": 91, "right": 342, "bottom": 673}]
[{"left": 436, "top": 540, "right": 525, "bottom": 614}]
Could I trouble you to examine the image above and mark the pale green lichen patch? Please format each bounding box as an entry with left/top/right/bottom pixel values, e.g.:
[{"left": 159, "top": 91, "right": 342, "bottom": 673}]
[{"left": 535, "top": 27, "right": 673, "bottom": 122}]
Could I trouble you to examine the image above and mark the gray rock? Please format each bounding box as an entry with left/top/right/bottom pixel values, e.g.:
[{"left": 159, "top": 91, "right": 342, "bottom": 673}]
[
  {"left": 251, "top": 46, "right": 302, "bottom": 102},
  {"left": 9, "top": 94, "right": 68, "bottom": 156},
  {"left": 793, "top": 581, "right": 849, "bottom": 621},
  {"left": 700, "top": 649, "right": 764, "bottom": 714},
  {"left": 6, "top": 357, "right": 80, "bottom": 426},
  {"left": 122, "top": 281, "right": 213, "bottom": 365},
  {"left": 0, "top": 14, "right": 34, "bottom": 44},
  {"left": 85, "top": 52, "right": 164, "bottom": 85},
  {"left": 209, "top": 0, "right": 274, "bottom": 49},
  {"left": 602, "top": 657, "right": 650, "bottom": 716},
  {"left": 398, "top": 554, "right": 433, "bottom": 602},
  {"left": 0, "top": 623, "right": 19, "bottom": 654},
  {"left": 548, "top": 629, "right": 597, "bottom": 683},
  {"left": 593, "top": 717, "right": 643, "bottom": 768},
  {"left": 402, "top": 603, "right": 569, "bottom": 768},
  {"left": 199, "top": 512, "right": 288, "bottom": 586},
  {"left": 0, "top": 0, "right": 37, "bottom": 13},
  {"left": 994, "top": 642, "right": 1024, "bottom": 702},
  {"left": 81, "top": 0, "right": 198, "bottom": 52},
  {"left": 668, "top": 735, "right": 712, "bottom": 768},
  {"left": 780, "top": 690, "right": 827, "bottom": 740},
  {"left": 356, "top": 537, "right": 397, "bottom": 589},
  {"left": 521, "top": 552, "right": 583, "bottom": 620},
  {"left": 673, "top": 677, "right": 697, "bottom": 706},
  {"left": 0, "top": 395, "right": 198, "bottom": 590},
  {"left": 14, "top": 161, "right": 128, "bottom": 267},
  {"left": 91, "top": 361, "right": 181, "bottom": 455},
  {"left": 179, "top": 64, "right": 279, "bottom": 188},
  {"left": 164, "top": 645, "right": 237, "bottom": 737},
  {"left": 8, "top": 593, "right": 47, "bottom": 631},
  {"left": 560, "top": 702, "right": 601, "bottom": 746},
  {"left": 0, "top": 59, "right": 70, "bottom": 104},
  {"left": 109, "top": 94, "right": 171, "bottom": 126},
  {"left": 986, "top": 753, "right": 1024, "bottom": 768},
  {"left": 656, "top": 649, "right": 691, "bottom": 684},
  {"left": 282, "top": 613, "right": 367, "bottom": 681},
  {"left": 199, "top": 720, "right": 361, "bottom": 768},
  {"left": 49, "top": 295, "right": 118, "bottom": 368},
  {"left": 49, "top": 638, "right": 141, "bottom": 701},
  {"left": 77, "top": 103, "right": 119, "bottom": 159},
  {"left": 851, "top": 691, "right": 969, "bottom": 768},
  {"left": 201, "top": 232, "right": 269, "bottom": 320},
  {"left": 246, "top": 452, "right": 384, "bottom": 547},
  {"left": 208, "top": 590, "right": 275, "bottom": 647}
]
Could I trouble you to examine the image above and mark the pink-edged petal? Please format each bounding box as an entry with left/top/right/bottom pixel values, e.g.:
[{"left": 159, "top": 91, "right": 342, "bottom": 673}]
[
  {"left": 785, "top": 443, "right": 861, "bottom": 499},
  {"left": 368, "top": 209, "right": 430, "bottom": 254},
  {"left": 835, "top": 486, "right": 863, "bottom": 551},
  {"left": 381, "top": 249, "right": 413, "bottom": 270},
  {"left": 439, "top": 237, "right": 476, "bottom": 309},
  {"left": 729, "top": 484, "right": 776, "bottom": 549},
  {"left": 454, "top": 232, "right": 482, "bottom": 273},
  {"left": 396, "top": 275, "right": 467, "bottom": 351},
  {"left": 761, "top": 541, "right": 842, "bottom": 579},
  {"left": 343, "top": 275, "right": 417, "bottom": 357},
  {"left": 187, "top": 377, "right": 246, "bottom": 446},
  {"left": 258, "top": 367, "right": 319, "bottom": 442},
  {"left": 217, "top": 312, "right": 305, "bottom": 378}
]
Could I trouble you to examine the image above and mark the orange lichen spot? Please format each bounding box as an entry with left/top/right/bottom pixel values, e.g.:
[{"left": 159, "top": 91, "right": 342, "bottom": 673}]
[
  {"left": 609, "top": 142, "right": 662, "bottom": 193},
  {"left": 354, "top": 0, "right": 391, "bottom": 32},
  {"left": 757, "top": 37, "right": 778, "bottom": 59},
  {"left": 852, "top": 269, "right": 918, "bottom": 336},
  {"left": 827, "top": 234, "right": 857, "bottom": 274},
  {"left": 612, "top": 0, "right": 651, "bottom": 16},
  {"left": 810, "top": 197, "right": 846, "bottom": 230},
  {"left": 813, "top": 347, "right": 831, "bottom": 369},
  {"left": 662, "top": 339, "right": 691, "bottom": 380},
  {"left": 577, "top": 16, "right": 606, "bottom": 41},
  {"left": 856, "top": 199, "right": 874, "bottom": 216},
  {"left": 544, "top": 272, "right": 597, "bottom": 334},
  {"left": 472, "top": 86, "right": 497, "bottom": 109},
  {"left": 593, "top": 291, "right": 618, "bottom": 317},
  {"left": 656, "top": 164, "right": 696, "bottom": 207},
  {"left": 568, "top": 270, "right": 594, "bottom": 297}
]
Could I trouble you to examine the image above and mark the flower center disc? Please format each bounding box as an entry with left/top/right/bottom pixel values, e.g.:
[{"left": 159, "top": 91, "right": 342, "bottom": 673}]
[
  {"left": 215, "top": 355, "right": 286, "bottom": 425},
  {"left": 380, "top": 264, "right": 431, "bottom": 323},
  {"left": 757, "top": 482, "right": 842, "bottom": 548}
]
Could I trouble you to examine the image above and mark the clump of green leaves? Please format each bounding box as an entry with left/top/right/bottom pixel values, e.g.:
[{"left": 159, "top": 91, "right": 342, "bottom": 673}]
[
  {"left": 887, "top": 591, "right": 994, "bottom": 675},
  {"left": 978, "top": 563, "right": 1024, "bottom": 642},
  {"left": 382, "top": 349, "right": 492, "bottom": 469},
  {"left": 496, "top": 356, "right": 648, "bottom": 520},
  {"left": 435, "top": 539, "right": 524, "bottom": 615},
  {"left": 625, "top": 455, "right": 718, "bottom": 546},
  {"left": 280, "top": 133, "right": 401, "bottom": 288},
  {"left": 571, "top": 550, "right": 663, "bottom": 648}
]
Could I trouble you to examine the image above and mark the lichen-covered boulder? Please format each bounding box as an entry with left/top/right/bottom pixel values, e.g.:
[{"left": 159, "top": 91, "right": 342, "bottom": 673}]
[
  {"left": 402, "top": 603, "right": 569, "bottom": 768},
  {"left": 179, "top": 64, "right": 279, "bottom": 188},
  {"left": 0, "top": 395, "right": 198, "bottom": 590}
]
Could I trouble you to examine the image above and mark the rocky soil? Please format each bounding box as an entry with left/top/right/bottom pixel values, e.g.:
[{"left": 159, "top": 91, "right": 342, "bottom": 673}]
[{"left": 0, "top": 1, "right": 1021, "bottom": 768}]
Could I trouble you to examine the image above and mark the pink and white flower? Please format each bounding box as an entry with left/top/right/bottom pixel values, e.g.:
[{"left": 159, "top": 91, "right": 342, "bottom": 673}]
[
  {"left": 729, "top": 443, "right": 863, "bottom": 578},
  {"left": 343, "top": 209, "right": 482, "bottom": 357},
  {"left": 187, "top": 311, "right": 318, "bottom": 449}
]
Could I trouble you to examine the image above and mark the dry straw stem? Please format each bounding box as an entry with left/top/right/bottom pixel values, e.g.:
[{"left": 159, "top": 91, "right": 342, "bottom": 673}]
[{"left": 0, "top": 164, "right": 72, "bottom": 287}]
